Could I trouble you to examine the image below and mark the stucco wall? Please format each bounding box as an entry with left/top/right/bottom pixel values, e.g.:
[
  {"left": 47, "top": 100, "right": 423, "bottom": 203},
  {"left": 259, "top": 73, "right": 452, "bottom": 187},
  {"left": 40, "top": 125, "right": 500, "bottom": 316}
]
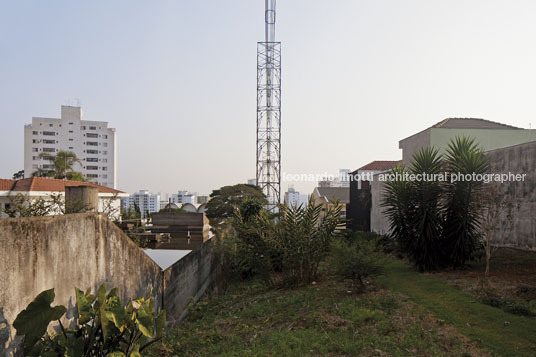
[
  {"left": 370, "top": 173, "right": 391, "bottom": 235},
  {"left": 485, "top": 141, "right": 536, "bottom": 250},
  {"left": 399, "top": 128, "right": 431, "bottom": 164},
  {"left": 0, "top": 213, "right": 163, "bottom": 354},
  {"left": 163, "top": 239, "right": 218, "bottom": 323},
  {"left": 0, "top": 213, "right": 219, "bottom": 355}
]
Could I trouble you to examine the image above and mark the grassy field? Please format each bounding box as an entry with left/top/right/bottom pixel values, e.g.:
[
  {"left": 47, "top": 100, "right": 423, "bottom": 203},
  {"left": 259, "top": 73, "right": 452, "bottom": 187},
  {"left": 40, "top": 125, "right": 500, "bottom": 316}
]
[
  {"left": 146, "top": 256, "right": 536, "bottom": 356},
  {"left": 147, "top": 279, "right": 485, "bottom": 356},
  {"left": 379, "top": 260, "right": 536, "bottom": 356}
]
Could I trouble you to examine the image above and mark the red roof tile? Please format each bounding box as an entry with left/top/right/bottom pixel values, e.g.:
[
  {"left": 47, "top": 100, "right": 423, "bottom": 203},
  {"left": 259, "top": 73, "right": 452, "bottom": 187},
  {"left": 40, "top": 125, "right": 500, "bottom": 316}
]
[
  {"left": 357, "top": 160, "right": 400, "bottom": 171},
  {"left": 0, "top": 179, "right": 16, "bottom": 191},
  {"left": 5, "top": 177, "right": 123, "bottom": 194}
]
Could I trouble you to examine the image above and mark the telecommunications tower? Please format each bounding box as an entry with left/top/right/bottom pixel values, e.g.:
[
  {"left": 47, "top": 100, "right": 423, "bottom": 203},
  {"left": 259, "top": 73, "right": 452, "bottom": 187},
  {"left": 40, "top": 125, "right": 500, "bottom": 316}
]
[{"left": 256, "top": 0, "right": 281, "bottom": 210}]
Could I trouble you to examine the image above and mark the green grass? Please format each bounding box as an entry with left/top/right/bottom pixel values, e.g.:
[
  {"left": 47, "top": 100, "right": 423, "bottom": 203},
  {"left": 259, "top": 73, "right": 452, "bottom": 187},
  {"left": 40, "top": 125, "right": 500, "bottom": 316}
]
[
  {"left": 379, "top": 260, "right": 536, "bottom": 356},
  {"left": 147, "top": 279, "right": 482, "bottom": 356}
]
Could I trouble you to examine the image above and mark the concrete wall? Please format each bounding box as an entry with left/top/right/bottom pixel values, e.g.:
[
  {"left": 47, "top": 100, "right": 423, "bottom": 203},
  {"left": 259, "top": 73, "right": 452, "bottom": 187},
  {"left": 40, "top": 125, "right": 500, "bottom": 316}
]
[
  {"left": 486, "top": 141, "right": 536, "bottom": 250},
  {"left": 0, "top": 213, "right": 163, "bottom": 354},
  {"left": 370, "top": 173, "right": 391, "bottom": 235},
  {"left": 0, "top": 213, "right": 219, "bottom": 355},
  {"left": 163, "top": 239, "right": 218, "bottom": 323},
  {"left": 399, "top": 128, "right": 431, "bottom": 164}
]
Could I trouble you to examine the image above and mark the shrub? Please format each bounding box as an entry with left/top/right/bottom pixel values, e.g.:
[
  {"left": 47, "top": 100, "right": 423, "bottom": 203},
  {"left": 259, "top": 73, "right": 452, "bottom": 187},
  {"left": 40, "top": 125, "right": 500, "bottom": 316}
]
[
  {"left": 13, "top": 284, "right": 165, "bottom": 356},
  {"left": 330, "top": 235, "right": 388, "bottom": 291}
]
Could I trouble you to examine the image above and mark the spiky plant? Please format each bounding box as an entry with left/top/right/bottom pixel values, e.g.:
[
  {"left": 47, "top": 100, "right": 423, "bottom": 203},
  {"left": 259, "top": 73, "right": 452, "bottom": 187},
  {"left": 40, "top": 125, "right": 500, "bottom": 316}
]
[
  {"left": 442, "top": 136, "right": 489, "bottom": 268},
  {"left": 383, "top": 147, "right": 444, "bottom": 271}
]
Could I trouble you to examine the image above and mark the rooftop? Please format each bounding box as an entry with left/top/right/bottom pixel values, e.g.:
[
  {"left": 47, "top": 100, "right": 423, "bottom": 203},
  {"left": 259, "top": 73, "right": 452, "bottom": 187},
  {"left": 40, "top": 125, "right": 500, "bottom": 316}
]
[
  {"left": 357, "top": 160, "right": 400, "bottom": 172},
  {"left": 315, "top": 187, "right": 349, "bottom": 204},
  {"left": 431, "top": 118, "right": 522, "bottom": 130},
  {"left": 0, "top": 177, "right": 124, "bottom": 194}
]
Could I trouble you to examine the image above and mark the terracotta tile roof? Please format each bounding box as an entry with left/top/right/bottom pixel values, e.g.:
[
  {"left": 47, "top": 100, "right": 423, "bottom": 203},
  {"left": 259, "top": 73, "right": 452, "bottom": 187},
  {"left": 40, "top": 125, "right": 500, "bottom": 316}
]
[
  {"left": 357, "top": 161, "right": 400, "bottom": 171},
  {"left": 4, "top": 177, "right": 123, "bottom": 194},
  {"left": 0, "top": 179, "right": 16, "bottom": 191}
]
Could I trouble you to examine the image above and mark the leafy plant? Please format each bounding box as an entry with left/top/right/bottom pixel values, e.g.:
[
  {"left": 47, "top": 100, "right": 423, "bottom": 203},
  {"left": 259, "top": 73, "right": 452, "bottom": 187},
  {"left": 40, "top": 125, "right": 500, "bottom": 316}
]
[
  {"left": 13, "top": 284, "right": 165, "bottom": 356},
  {"left": 330, "top": 236, "right": 388, "bottom": 291}
]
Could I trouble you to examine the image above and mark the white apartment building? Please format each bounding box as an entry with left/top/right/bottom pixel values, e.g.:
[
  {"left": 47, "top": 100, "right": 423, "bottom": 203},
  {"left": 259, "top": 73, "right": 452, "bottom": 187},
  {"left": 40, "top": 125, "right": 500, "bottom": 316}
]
[
  {"left": 171, "top": 190, "right": 196, "bottom": 204},
  {"left": 121, "top": 190, "right": 160, "bottom": 219},
  {"left": 24, "top": 105, "right": 117, "bottom": 188},
  {"left": 284, "top": 187, "right": 309, "bottom": 208}
]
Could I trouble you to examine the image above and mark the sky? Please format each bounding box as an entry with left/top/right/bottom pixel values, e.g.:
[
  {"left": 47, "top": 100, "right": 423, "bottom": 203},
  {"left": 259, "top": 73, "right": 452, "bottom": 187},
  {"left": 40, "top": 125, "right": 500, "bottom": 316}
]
[{"left": 1, "top": 0, "right": 536, "bottom": 197}]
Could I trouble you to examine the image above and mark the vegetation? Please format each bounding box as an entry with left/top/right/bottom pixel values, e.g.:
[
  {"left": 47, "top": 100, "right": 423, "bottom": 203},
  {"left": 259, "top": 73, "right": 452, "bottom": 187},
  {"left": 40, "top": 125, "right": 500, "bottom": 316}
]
[
  {"left": 205, "top": 184, "right": 267, "bottom": 227},
  {"left": 383, "top": 136, "right": 490, "bottom": 271},
  {"left": 12, "top": 169, "right": 24, "bottom": 179},
  {"left": 330, "top": 233, "right": 389, "bottom": 291},
  {"left": 222, "top": 200, "right": 343, "bottom": 287},
  {"left": 379, "top": 260, "right": 536, "bottom": 356},
  {"left": 146, "top": 278, "right": 486, "bottom": 356},
  {"left": 14, "top": 284, "right": 165, "bottom": 356},
  {"left": 33, "top": 150, "right": 86, "bottom": 181},
  {"left": 1, "top": 193, "right": 58, "bottom": 217}
]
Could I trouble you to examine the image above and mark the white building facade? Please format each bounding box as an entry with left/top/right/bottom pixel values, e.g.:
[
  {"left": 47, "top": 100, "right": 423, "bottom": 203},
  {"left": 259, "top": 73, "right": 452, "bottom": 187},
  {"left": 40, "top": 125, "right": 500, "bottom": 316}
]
[
  {"left": 121, "top": 190, "right": 160, "bottom": 218},
  {"left": 284, "top": 187, "right": 309, "bottom": 208},
  {"left": 24, "top": 105, "right": 117, "bottom": 188}
]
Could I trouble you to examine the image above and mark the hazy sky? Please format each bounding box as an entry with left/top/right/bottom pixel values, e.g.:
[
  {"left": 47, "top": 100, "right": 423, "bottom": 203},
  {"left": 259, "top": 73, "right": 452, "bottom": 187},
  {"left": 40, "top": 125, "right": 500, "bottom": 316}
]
[{"left": 1, "top": 0, "right": 536, "bottom": 196}]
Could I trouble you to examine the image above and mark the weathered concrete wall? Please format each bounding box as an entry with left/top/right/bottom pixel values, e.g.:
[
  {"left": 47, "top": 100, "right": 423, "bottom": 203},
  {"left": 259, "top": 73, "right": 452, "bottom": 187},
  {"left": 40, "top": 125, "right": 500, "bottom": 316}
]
[
  {"left": 0, "top": 213, "right": 219, "bottom": 355},
  {"left": 0, "top": 213, "right": 163, "bottom": 354},
  {"left": 370, "top": 174, "right": 391, "bottom": 235},
  {"left": 486, "top": 141, "right": 536, "bottom": 250},
  {"left": 163, "top": 239, "right": 218, "bottom": 323}
]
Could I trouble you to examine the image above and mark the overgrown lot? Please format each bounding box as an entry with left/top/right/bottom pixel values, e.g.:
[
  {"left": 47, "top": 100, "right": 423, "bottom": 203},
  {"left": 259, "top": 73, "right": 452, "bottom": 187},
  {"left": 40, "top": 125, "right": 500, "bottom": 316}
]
[{"left": 146, "top": 278, "right": 486, "bottom": 356}]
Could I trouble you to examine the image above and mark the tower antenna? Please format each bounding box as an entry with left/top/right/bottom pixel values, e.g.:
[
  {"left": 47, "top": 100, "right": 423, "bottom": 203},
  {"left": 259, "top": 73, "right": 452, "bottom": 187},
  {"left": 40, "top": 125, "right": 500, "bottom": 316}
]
[{"left": 256, "top": 0, "right": 281, "bottom": 211}]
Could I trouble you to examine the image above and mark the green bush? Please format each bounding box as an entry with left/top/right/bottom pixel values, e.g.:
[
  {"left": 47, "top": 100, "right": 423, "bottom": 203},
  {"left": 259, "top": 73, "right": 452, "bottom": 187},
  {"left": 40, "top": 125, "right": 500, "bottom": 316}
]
[
  {"left": 330, "top": 236, "right": 388, "bottom": 291},
  {"left": 13, "top": 284, "right": 165, "bottom": 356},
  {"left": 481, "top": 296, "right": 535, "bottom": 317}
]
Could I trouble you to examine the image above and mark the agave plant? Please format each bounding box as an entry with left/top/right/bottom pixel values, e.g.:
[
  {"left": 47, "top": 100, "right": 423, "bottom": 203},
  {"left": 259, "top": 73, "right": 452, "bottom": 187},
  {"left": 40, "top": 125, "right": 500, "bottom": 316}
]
[{"left": 442, "top": 136, "right": 489, "bottom": 268}]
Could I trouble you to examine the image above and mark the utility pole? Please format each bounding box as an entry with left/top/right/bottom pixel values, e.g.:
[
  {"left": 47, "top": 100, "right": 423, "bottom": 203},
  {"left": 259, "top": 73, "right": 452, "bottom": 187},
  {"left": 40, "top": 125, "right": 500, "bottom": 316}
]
[{"left": 256, "top": 0, "right": 281, "bottom": 211}]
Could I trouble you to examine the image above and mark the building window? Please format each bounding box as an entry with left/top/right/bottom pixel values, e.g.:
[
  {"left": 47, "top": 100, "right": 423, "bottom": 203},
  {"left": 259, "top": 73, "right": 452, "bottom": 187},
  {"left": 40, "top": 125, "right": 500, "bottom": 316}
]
[
  {"left": 43, "top": 131, "right": 55, "bottom": 136},
  {"left": 32, "top": 139, "right": 39, "bottom": 143},
  {"left": 43, "top": 139, "right": 55, "bottom": 144},
  {"left": 87, "top": 166, "right": 99, "bottom": 170},
  {"left": 32, "top": 131, "right": 38, "bottom": 135},
  {"left": 102, "top": 167, "right": 107, "bottom": 171},
  {"left": 87, "top": 149, "right": 98, "bottom": 154},
  {"left": 87, "top": 174, "right": 98, "bottom": 178},
  {"left": 42, "top": 148, "right": 55, "bottom": 153},
  {"left": 32, "top": 148, "right": 38, "bottom": 152},
  {"left": 69, "top": 122, "right": 73, "bottom": 125},
  {"left": 102, "top": 159, "right": 107, "bottom": 163},
  {"left": 102, "top": 174, "right": 107, "bottom": 179},
  {"left": 89, "top": 126, "right": 97, "bottom": 130},
  {"left": 102, "top": 151, "right": 107, "bottom": 155},
  {"left": 103, "top": 143, "right": 108, "bottom": 147},
  {"left": 87, "top": 133, "right": 98, "bottom": 138},
  {"left": 69, "top": 130, "right": 73, "bottom": 133},
  {"left": 32, "top": 156, "right": 38, "bottom": 160},
  {"left": 86, "top": 142, "right": 98, "bottom": 146},
  {"left": 68, "top": 147, "right": 73, "bottom": 150},
  {"left": 49, "top": 124, "right": 53, "bottom": 127},
  {"left": 103, "top": 135, "right": 108, "bottom": 139},
  {"left": 87, "top": 157, "right": 98, "bottom": 162},
  {"left": 81, "top": 126, "right": 86, "bottom": 130}
]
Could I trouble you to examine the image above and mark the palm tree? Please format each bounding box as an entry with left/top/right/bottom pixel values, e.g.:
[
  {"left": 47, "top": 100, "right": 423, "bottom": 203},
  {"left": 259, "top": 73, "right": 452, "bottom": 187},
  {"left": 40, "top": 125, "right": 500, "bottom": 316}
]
[{"left": 37, "top": 151, "right": 82, "bottom": 180}]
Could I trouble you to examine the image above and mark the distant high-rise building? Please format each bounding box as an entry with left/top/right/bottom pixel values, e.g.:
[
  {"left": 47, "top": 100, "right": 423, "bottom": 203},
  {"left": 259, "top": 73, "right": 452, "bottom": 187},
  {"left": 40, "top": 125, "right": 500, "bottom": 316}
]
[
  {"left": 171, "top": 190, "right": 196, "bottom": 204},
  {"left": 121, "top": 190, "right": 160, "bottom": 219},
  {"left": 284, "top": 187, "right": 309, "bottom": 208},
  {"left": 24, "top": 105, "right": 117, "bottom": 188}
]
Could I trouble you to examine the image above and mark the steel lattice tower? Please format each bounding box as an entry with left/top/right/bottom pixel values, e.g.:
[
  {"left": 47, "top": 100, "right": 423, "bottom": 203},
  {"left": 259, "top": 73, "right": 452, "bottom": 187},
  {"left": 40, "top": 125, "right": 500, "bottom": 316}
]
[{"left": 256, "top": 0, "right": 281, "bottom": 210}]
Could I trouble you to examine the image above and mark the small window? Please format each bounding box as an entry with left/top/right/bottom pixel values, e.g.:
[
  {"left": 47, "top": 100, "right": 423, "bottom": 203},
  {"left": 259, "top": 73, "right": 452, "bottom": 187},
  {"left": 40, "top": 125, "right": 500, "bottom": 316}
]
[
  {"left": 49, "top": 124, "right": 53, "bottom": 127},
  {"left": 32, "top": 148, "right": 38, "bottom": 152},
  {"left": 89, "top": 126, "right": 97, "bottom": 130},
  {"left": 42, "top": 131, "right": 55, "bottom": 136},
  {"left": 81, "top": 126, "right": 86, "bottom": 130},
  {"left": 68, "top": 147, "right": 73, "bottom": 150},
  {"left": 32, "top": 139, "right": 38, "bottom": 143},
  {"left": 32, "top": 131, "right": 38, "bottom": 135},
  {"left": 102, "top": 167, "right": 107, "bottom": 171},
  {"left": 103, "top": 135, "right": 108, "bottom": 139},
  {"left": 69, "top": 138, "right": 73, "bottom": 141},
  {"left": 69, "top": 130, "right": 73, "bottom": 133},
  {"left": 87, "top": 157, "right": 98, "bottom": 162},
  {"left": 86, "top": 166, "right": 99, "bottom": 170},
  {"left": 69, "top": 122, "right": 73, "bottom": 125},
  {"left": 86, "top": 142, "right": 98, "bottom": 146}
]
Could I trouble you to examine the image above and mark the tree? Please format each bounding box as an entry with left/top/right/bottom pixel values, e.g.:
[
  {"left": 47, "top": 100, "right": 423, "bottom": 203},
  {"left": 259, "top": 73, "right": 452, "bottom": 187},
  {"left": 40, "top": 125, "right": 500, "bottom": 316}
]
[
  {"left": 12, "top": 170, "right": 24, "bottom": 179},
  {"left": 37, "top": 150, "right": 82, "bottom": 180},
  {"left": 442, "top": 137, "right": 489, "bottom": 268},
  {"left": 383, "top": 136, "right": 490, "bottom": 271},
  {"left": 206, "top": 184, "right": 267, "bottom": 225},
  {"left": 477, "top": 185, "right": 515, "bottom": 277},
  {"left": 383, "top": 147, "right": 445, "bottom": 271},
  {"left": 2, "top": 193, "right": 55, "bottom": 217}
]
